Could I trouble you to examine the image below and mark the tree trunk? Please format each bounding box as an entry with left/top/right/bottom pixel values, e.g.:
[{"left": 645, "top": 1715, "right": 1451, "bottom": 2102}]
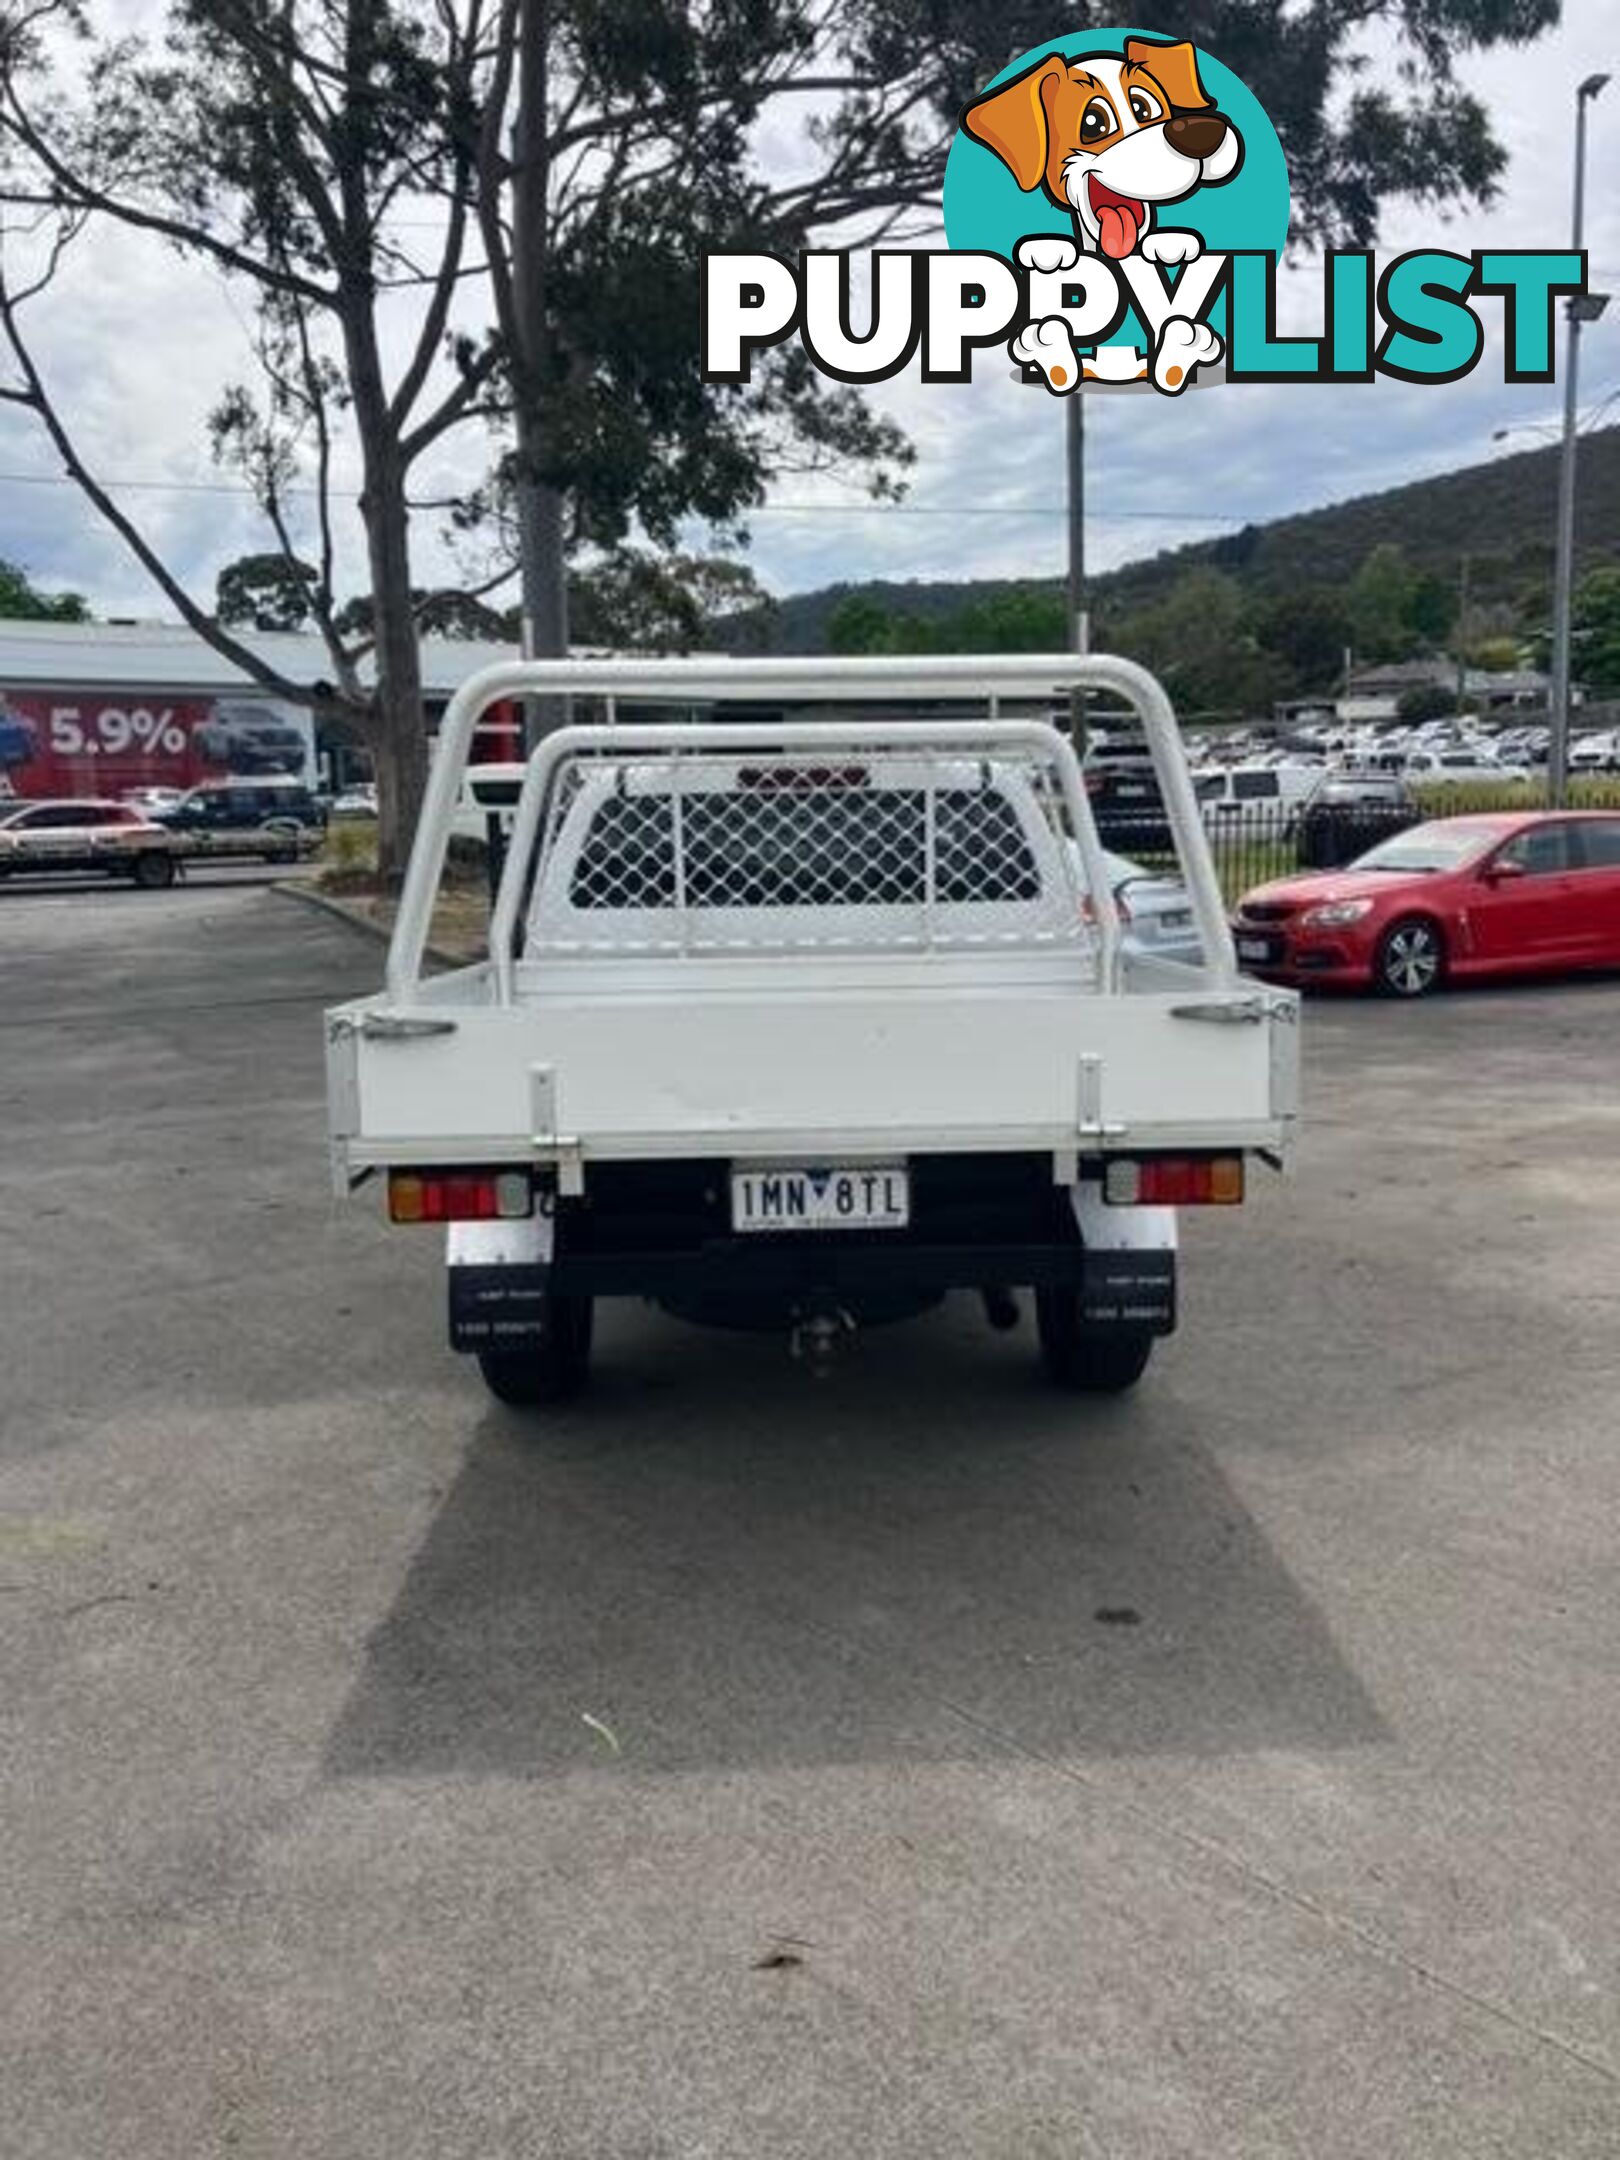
[
  {"left": 362, "top": 477, "right": 428, "bottom": 885},
  {"left": 345, "top": 309, "right": 428, "bottom": 885},
  {"left": 518, "top": 471, "right": 568, "bottom": 656}
]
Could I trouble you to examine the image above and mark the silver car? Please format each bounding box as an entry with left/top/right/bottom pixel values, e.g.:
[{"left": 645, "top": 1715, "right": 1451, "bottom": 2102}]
[{"left": 1069, "top": 843, "right": 1202, "bottom": 964}]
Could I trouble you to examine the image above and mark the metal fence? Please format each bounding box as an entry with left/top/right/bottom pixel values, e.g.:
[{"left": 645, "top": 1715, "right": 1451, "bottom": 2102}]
[
  {"left": 482, "top": 771, "right": 1620, "bottom": 918},
  {"left": 1095, "top": 801, "right": 1423, "bottom": 904}
]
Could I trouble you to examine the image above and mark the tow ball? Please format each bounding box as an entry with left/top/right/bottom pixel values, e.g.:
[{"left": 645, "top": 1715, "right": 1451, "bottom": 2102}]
[
  {"left": 789, "top": 1304, "right": 856, "bottom": 1377},
  {"left": 981, "top": 1286, "right": 1020, "bottom": 1332}
]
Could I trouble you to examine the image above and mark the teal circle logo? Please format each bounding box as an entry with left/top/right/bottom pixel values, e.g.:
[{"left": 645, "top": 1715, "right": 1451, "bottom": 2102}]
[{"left": 944, "top": 28, "right": 1289, "bottom": 260}]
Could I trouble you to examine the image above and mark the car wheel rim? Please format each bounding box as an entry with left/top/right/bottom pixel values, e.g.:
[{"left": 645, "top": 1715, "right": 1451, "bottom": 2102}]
[{"left": 1386, "top": 927, "right": 1438, "bottom": 993}]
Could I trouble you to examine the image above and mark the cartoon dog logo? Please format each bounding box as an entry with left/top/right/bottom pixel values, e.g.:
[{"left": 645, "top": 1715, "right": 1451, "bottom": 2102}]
[{"left": 963, "top": 36, "right": 1242, "bottom": 393}]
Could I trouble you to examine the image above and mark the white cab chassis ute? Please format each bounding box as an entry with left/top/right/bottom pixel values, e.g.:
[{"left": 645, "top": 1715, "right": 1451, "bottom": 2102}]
[{"left": 326, "top": 657, "right": 1298, "bottom": 1405}]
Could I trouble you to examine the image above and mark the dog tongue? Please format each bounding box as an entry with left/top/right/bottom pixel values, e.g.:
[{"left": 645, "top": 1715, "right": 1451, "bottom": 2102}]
[{"left": 1097, "top": 199, "right": 1143, "bottom": 260}]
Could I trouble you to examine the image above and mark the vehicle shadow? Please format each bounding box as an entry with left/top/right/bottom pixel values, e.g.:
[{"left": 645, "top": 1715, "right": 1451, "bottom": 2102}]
[{"left": 324, "top": 1301, "right": 1385, "bottom": 1781}]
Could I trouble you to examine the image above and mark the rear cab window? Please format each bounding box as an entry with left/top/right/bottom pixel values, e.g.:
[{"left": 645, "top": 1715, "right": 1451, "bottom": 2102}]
[
  {"left": 566, "top": 786, "right": 1042, "bottom": 910},
  {"left": 532, "top": 761, "right": 1078, "bottom": 953}
]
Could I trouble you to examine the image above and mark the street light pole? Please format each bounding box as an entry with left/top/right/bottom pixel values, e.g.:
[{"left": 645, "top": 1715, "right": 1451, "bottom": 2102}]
[
  {"left": 1066, "top": 390, "right": 1088, "bottom": 751},
  {"left": 1549, "top": 73, "right": 1609, "bottom": 807}
]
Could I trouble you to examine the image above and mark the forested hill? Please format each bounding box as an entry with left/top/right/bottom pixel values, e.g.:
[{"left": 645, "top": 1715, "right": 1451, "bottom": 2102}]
[{"left": 729, "top": 426, "right": 1620, "bottom": 654}]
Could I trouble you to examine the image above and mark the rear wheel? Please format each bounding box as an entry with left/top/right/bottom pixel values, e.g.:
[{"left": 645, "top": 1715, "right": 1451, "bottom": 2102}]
[
  {"left": 1034, "top": 1289, "right": 1154, "bottom": 1394},
  {"left": 130, "top": 850, "right": 176, "bottom": 890},
  {"left": 1376, "top": 915, "right": 1444, "bottom": 998},
  {"left": 475, "top": 1294, "right": 594, "bottom": 1407}
]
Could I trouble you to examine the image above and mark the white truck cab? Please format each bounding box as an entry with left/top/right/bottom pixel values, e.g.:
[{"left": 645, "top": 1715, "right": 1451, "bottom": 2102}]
[{"left": 326, "top": 656, "right": 1298, "bottom": 1406}]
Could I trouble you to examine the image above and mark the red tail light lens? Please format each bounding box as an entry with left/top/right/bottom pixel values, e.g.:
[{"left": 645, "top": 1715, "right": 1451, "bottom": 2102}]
[
  {"left": 389, "top": 1169, "right": 533, "bottom": 1223},
  {"left": 1104, "top": 1157, "right": 1244, "bottom": 1206}
]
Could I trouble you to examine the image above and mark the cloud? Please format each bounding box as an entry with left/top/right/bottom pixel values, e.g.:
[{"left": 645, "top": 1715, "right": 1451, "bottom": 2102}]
[
  {"left": 0, "top": 0, "right": 1615, "bottom": 621},
  {"left": 736, "top": 0, "right": 1620, "bottom": 598}
]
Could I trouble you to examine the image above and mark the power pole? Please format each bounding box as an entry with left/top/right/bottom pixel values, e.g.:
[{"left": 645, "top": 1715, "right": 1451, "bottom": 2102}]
[
  {"left": 1066, "top": 391, "right": 1088, "bottom": 750},
  {"left": 512, "top": 0, "right": 570, "bottom": 744},
  {"left": 1549, "top": 74, "right": 1610, "bottom": 807}
]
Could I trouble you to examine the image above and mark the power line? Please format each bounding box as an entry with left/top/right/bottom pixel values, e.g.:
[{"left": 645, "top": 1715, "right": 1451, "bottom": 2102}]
[
  {"left": 0, "top": 466, "right": 1251, "bottom": 522},
  {"left": 0, "top": 469, "right": 360, "bottom": 501},
  {"left": 745, "top": 503, "right": 1247, "bottom": 523}
]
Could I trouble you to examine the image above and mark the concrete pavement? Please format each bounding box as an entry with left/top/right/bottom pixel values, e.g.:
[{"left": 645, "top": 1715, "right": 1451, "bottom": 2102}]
[{"left": 1, "top": 878, "right": 1617, "bottom": 2157}]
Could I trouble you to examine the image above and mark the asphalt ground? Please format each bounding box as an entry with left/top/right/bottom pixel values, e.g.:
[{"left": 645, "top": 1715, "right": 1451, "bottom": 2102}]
[{"left": 2, "top": 878, "right": 1618, "bottom": 2158}]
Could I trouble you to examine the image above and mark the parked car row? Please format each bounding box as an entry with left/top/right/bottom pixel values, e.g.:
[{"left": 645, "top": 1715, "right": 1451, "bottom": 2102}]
[
  {"left": 1086, "top": 743, "right": 1421, "bottom": 867},
  {"left": 1080, "top": 752, "right": 1620, "bottom": 1000},
  {"left": 0, "top": 785, "right": 324, "bottom": 888},
  {"left": 1194, "top": 713, "right": 1620, "bottom": 778}
]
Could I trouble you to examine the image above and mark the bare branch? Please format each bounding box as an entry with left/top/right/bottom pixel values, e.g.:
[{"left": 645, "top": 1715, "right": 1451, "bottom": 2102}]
[
  {"left": 0, "top": 283, "right": 330, "bottom": 707},
  {"left": 0, "top": 92, "right": 335, "bottom": 303}
]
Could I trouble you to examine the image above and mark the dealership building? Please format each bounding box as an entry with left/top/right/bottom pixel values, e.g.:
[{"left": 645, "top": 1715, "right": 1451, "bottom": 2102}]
[{"left": 0, "top": 618, "right": 524, "bottom": 799}]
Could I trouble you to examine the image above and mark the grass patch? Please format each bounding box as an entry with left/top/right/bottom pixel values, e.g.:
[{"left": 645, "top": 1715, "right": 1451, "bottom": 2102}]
[
  {"left": 314, "top": 818, "right": 492, "bottom": 961},
  {"left": 317, "top": 818, "right": 379, "bottom": 892}
]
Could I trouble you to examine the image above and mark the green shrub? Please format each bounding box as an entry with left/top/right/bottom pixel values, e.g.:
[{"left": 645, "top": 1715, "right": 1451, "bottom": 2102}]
[
  {"left": 318, "top": 818, "right": 378, "bottom": 891},
  {"left": 1411, "top": 778, "right": 1620, "bottom": 814},
  {"left": 445, "top": 834, "right": 494, "bottom": 887}
]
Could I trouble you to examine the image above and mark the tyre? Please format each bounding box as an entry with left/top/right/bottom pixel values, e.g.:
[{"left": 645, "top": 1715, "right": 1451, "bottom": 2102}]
[
  {"left": 1034, "top": 1289, "right": 1153, "bottom": 1394},
  {"left": 1375, "top": 915, "right": 1444, "bottom": 998},
  {"left": 475, "top": 1295, "right": 594, "bottom": 1406},
  {"left": 130, "top": 850, "right": 176, "bottom": 890}
]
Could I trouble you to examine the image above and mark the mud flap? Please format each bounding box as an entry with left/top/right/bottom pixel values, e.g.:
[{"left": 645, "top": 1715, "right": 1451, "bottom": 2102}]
[
  {"left": 446, "top": 1216, "right": 557, "bottom": 1351},
  {"left": 1072, "top": 1186, "right": 1178, "bottom": 1334},
  {"left": 1079, "top": 1248, "right": 1176, "bottom": 1332}
]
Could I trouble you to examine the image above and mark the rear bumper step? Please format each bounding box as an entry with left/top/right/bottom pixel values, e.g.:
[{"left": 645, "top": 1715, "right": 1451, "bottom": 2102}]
[{"left": 449, "top": 1241, "right": 1176, "bottom": 1348}]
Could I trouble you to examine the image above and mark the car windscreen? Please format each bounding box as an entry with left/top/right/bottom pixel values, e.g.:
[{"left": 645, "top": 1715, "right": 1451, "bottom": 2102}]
[{"left": 1351, "top": 826, "right": 1498, "bottom": 873}]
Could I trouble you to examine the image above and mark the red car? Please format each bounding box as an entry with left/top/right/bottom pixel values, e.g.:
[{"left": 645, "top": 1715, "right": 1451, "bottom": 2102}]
[{"left": 1232, "top": 811, "right": 1620, "bottom": 997}]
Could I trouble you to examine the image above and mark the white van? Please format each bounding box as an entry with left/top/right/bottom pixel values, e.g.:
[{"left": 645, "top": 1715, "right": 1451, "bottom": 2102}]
[{"left": 1194, "top": 761, "right": 1321, "bottom": 830}]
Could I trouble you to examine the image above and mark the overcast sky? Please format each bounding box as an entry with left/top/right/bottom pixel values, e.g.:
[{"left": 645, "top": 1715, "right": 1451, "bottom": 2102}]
[{"left": 1, "top": 2, "right": 1616, "bottom": 619}]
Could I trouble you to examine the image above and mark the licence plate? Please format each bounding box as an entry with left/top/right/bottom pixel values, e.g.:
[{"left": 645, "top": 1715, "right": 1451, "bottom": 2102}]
[
  {"left": 732, "top": 1164, "right": 909, "bottom": 1233},
  {"left": 1237, "top": 935, "right": 1276, "bottom": 962}
]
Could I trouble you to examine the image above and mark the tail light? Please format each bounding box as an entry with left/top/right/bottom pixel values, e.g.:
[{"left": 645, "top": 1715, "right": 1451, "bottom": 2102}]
[
  {"left": 1104, "top": 1156, "right": 1244, "bottom": 1206},
  {"left": 389, "top": 1169, "right": 533, "bottom": 1222},
  {"left": 1081, "top": 891, "right": 1132, "bottom": 926}
]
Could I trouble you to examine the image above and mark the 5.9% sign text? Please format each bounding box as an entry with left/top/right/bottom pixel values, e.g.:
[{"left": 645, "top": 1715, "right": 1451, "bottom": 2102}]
[{"left": 50, "top": 705, "right": 189, "bottom": 757}]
